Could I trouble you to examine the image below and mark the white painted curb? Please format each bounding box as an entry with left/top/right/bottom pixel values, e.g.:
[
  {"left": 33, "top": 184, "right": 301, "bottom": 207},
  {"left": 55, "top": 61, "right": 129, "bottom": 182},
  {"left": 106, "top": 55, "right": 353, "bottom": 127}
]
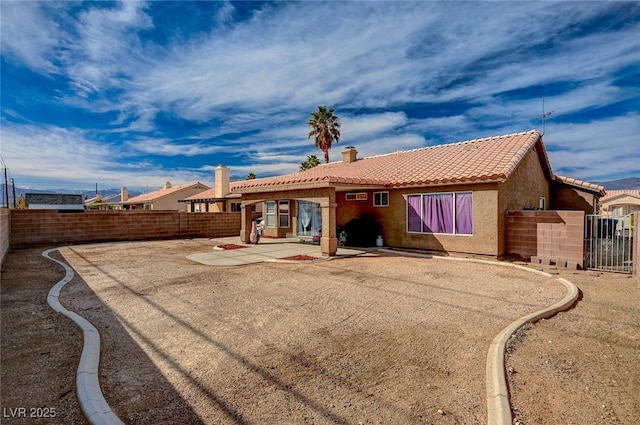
[
  {"left": 43, "top": 248, "right": 125, "bottom": 425},
  {"left": 377, "top": 249, "right": 579, "bottom": 425}
]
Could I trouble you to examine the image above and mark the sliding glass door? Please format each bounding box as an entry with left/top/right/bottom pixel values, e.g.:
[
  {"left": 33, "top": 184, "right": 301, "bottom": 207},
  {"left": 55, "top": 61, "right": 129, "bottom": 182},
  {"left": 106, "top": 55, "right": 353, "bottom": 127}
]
[{"left": 297, "top": 201, "right": 322, "bottom": 237}]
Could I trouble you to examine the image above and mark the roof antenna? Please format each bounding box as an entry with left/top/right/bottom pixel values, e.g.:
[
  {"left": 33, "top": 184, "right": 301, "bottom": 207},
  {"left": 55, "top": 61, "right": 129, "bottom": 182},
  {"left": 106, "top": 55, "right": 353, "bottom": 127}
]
[{"left": 541, "top": 98, "right": 554, "bottom": 136}]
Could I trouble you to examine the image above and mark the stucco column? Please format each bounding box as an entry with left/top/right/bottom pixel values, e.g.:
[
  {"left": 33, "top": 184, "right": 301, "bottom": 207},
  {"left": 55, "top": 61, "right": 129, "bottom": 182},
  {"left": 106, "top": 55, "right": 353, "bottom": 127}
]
[
  {"left": 320, "top": 202, "right": 338, "bottom": 256},
  {"left": 240, "top": 203, "right": 254, "bottom": 243}
]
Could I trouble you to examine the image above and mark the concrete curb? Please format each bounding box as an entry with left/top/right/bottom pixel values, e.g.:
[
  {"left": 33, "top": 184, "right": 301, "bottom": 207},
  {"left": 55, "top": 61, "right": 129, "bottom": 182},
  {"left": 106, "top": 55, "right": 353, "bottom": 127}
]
[
  {"left": 377, "top": 249, "right": 579, "bottom": 425},
  {"left": 43, "top": 248, "right": 125, "bottom": 425}
]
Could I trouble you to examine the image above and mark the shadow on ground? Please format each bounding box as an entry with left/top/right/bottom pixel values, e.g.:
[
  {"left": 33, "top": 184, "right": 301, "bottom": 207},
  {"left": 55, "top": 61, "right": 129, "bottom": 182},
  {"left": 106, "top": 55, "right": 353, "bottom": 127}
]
[{"left": 0, "top": 247, "right": 204, "bottom": 425}]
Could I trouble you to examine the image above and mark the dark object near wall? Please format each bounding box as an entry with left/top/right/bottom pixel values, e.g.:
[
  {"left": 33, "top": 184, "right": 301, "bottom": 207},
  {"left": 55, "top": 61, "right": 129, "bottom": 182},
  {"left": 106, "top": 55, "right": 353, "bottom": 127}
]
[{"left": 343, "top": 214, "right": 380, "bottom": 247}]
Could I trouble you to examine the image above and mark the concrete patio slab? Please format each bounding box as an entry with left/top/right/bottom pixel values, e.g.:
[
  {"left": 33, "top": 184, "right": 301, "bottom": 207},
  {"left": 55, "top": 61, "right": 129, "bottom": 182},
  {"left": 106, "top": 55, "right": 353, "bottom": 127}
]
[{"left": 187, "top": 237, "right": 365, "bottom": 266}]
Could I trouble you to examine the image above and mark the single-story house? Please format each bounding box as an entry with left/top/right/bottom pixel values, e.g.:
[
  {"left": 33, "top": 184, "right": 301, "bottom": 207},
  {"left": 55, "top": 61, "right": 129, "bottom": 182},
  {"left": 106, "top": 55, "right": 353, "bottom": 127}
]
[
  {"left": 85, "top": 192, "right": 124, "bottom": 210},
  {"left": 600, "top": 189, "right": 640, "bottom": 216},
  {"left": 123, "top": 181, "right": 210, "bottom": 211},
  {"left": 25, "top": 193, "right": 85, "bottom": 212},
  {"left": 86, "top": 187, "right": 131, "bottom": 210},
  {"left": 232, "top": 130, "right": 603, "bottom": 257},
  {"left": 182, "top": 166, "right": 243, "bottom": 212}
]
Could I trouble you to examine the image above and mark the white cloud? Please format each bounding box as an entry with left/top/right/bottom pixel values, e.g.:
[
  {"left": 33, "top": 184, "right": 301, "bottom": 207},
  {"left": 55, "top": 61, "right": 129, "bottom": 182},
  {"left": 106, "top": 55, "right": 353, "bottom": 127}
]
[
  {"left": 543, "top": 114, "right": 640, "bottom": 180},
  {"left": 0, "top": 121, "right": 211, "bottom": 189},
  {"left": 1, "top": 1, "right": 638, "bottom": 187},
  {"left": 340, "top": 112, "right": 409, "bottom": 141},
  {"left": 0, "top": 2, "right": 63, "bottom": 73},
  {"left": 127, "top": 138, "right": 224, "bottom": 157}
]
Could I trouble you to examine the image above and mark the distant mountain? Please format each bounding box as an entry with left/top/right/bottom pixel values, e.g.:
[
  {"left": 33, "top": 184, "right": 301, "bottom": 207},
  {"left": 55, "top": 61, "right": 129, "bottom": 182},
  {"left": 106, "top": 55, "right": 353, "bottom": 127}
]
[
  {"left": 0, "top": 185, "right": 141, "bottom": 206},
  {"left": 592, "top": 177, "right": 640, "bottom": 191}
]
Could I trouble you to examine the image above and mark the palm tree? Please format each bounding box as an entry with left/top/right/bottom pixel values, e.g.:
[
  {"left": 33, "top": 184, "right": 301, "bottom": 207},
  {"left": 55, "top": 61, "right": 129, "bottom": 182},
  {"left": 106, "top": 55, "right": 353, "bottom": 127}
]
[
  {"left": 246, "top": 173, "right": 256, "bottom": 180},
  {"left": 307, "top": 105, "right": 341, "bottom": 163},
  {"left": 299, "top": 154, "right": 320, "bottom": 171}
]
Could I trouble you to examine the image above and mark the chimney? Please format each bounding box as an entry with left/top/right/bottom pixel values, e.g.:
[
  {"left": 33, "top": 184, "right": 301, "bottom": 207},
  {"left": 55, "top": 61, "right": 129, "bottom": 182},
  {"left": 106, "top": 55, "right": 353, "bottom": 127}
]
[
  {"left": 163, "top": 181, "right": 172, "bottom": 189},
  {"left": 342, "top": 146, "right": 358, "bottom": 164},
  {"left": 214, "top": 165, "right": 230, "bottom": 198},
  {"left": 121, "top": 187, "right": 128, "bottom": 203}
]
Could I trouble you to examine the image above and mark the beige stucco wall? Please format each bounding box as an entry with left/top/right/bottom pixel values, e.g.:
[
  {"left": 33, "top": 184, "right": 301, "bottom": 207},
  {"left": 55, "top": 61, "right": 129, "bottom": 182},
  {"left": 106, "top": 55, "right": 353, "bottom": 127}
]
[
  {"left": 601, "top": 195, "right": 640, "bottom": 215},
  {"left": 551, "top": 184, "right": 597, "bottom": 213},
  {"left": 189, "top": 200, "right": 241, "bottom": 213},
  {"left": 242, "top": 188, "right": 335, "bottom": 238},
  {"left": 497, "top": 148, "right": 550, "bottom": 256},
  {"left": 333, "top": 184, "right": 500, "bottom": 256},
  {"left": 152, "top": 187, "right": 210, "bottom": 211}
]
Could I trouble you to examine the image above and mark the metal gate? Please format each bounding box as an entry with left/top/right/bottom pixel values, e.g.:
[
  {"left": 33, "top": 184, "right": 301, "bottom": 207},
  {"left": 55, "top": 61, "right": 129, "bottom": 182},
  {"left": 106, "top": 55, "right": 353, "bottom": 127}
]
[{"left": 584, "top": 214, "right": 634, "bottom": 273}]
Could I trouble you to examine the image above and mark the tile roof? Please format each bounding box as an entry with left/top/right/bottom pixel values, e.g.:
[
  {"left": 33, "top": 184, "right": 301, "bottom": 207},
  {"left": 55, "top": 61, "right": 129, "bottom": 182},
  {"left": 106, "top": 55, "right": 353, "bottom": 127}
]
[
  {"left": 183, "top": 188, "right": 241, "bottom": 201},
  {"left": 232, "top": 130, "right": 548, "bottom": 192},
  {"left": 601, "top": 189, "right": 640, "bottom": 201},
  {"left": 125, "top": 182, "right": 209, "bottom": 204},
  {"left": 553, "top": 175, "right": 606, "bottom": 196}
]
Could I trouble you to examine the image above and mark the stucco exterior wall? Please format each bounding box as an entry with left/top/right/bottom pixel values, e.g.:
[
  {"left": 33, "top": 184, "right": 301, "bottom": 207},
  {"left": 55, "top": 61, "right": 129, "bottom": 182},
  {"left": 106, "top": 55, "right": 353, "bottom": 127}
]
[
  {"left": 9, "top": 210, "right": 241, "bottom": 247},
  {"left": 334, "top": 184, "right": 500, "bottom": 256},
  {"left": 242, "top": 188, "right": 335, "bottom": 239},
  {"left": 551, "top": 183, "right": 596, "bottom": 213},
  {"left": 497, "top": 148, "right": 550, "bottom": 256},
  {"left": 0, "top": 208, "right": 10, "bottom": 267},
  {"left": 601, "top": 195, "right": 640, "bottom": 215},
  {"left": 152, "top": 188, "right": 209, "bottom": 211}
]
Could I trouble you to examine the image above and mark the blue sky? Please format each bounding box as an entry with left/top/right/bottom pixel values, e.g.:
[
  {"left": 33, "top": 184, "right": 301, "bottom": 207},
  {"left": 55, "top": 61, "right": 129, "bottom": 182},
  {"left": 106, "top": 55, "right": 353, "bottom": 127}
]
[{"left": 1, "top": 1, "right": 639, "bottom": 192}]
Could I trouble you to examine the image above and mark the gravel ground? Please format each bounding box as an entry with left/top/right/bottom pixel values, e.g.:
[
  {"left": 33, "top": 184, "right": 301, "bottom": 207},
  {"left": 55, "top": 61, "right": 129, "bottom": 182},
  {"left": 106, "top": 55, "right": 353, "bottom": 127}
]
[
  {"left": 1, "top": 239, "right": 636, "bottom": 425},
  {"left": 506, "top": 269, "right": 640, "bottom": 425}
]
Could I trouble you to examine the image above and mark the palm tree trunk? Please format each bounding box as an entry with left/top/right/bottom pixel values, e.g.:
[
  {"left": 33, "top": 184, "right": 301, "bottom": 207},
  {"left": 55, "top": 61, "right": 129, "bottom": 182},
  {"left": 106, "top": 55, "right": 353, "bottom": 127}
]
[{"left": 323, "top": 149, "right": 330, "bottom": 163}]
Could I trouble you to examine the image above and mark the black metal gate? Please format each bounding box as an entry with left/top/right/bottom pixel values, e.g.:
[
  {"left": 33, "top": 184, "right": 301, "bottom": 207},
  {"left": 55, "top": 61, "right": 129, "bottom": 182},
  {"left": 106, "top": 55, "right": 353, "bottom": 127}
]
[{"left": 584, "top": 214, "right": 634, "bottom": 273}]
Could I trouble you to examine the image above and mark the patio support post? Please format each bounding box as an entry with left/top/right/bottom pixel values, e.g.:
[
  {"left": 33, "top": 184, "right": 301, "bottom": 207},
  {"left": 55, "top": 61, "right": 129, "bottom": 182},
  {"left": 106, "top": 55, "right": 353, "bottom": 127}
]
[
  {"left": 240, "top": 203, "right": 254, "bottom": 244},
  {"left": 320, "top": 202, "right": 338, "bottom": 256}
]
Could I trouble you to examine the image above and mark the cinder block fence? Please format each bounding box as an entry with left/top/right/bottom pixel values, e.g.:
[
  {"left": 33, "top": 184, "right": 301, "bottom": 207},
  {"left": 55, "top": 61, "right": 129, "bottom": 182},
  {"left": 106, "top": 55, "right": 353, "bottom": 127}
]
[
  {"left": 505, "top": 210, "right": 585, "bottom": 268},
  {"left": 0, "top": 208, "right": 10, "bottom": 266},
  {"left": 8, "top": 210, "right": 243, "bottom": 248}
]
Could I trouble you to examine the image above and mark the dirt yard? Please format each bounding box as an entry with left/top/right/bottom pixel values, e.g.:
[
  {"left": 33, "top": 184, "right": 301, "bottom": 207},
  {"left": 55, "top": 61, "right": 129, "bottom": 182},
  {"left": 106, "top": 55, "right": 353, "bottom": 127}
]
[{"left": 1, "top": 239, "right": 638, "bottom": 425}]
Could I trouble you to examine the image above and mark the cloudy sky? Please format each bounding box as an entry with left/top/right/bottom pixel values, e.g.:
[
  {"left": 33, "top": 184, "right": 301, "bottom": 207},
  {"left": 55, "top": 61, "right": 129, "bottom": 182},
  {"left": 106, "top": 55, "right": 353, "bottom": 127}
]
[{"left": 1, "top": 1, "right": 639, "bottom": 192}]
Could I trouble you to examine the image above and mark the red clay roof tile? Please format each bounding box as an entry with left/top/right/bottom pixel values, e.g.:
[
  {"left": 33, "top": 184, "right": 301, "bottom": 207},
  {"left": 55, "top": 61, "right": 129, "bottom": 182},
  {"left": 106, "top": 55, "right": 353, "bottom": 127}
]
[{"left": 233, "top": 130, "right": 547, "bottom": 192}]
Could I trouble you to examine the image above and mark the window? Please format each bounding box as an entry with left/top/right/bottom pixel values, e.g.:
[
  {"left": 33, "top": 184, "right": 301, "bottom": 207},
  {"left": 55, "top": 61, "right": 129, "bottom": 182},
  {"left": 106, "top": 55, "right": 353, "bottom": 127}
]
[
  {"left": 193, "top": 203, "right": 202, "bottom": 212},
  {"left": 406, "top": 192, "right": 473, "bottom": 235},
  {"left": 231, "top": 202, "right": 241, "bottom": 212},
  {"left": 346, "top": 192, "right": 368, "bottom": 201},
  {"left": 266, "top": 201, "right": 276, "bottom": 227},
  {"left": 278, "top": 200, "right": 290, "bottom": 228},
  {"left": 374, "top": 192, "right": 389, "bottom": 207}
]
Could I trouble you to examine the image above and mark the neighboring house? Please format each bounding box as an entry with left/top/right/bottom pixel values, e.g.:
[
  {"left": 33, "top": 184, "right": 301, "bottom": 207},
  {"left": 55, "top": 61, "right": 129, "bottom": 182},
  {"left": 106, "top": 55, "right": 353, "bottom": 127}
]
[
  {"left": 85, "top": 192, "right": 123, "bottom": 210},
  {"left": 600, "top": 190, "right": 640, "bottom": 216},
  {"left": 182, "top": 166, "right": 243, "bottom": 212},
  {"left": 25, "top": 193, "right": 84, "bottom": 212},
  {"left": 123, "top": 182, "right": 210, "bottom": 211},
  {"left": 232, "top": 130, "right": 603, "bottom": 257},
  {"left": 85, "top": 187, "right": 130, "bottom": 210}
]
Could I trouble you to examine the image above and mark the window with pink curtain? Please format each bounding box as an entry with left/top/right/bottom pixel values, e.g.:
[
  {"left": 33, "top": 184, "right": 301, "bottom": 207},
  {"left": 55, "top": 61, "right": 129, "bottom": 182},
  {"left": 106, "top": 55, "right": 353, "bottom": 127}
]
[
  {"left": 406, "top": 192, "right": 473, "bottom": 235},
  {"left": 423, "top": 193, "right": 454, "bottom": 233},
  {"left": 407, "top": 195, "right": 422, "bottom": 232},
  {"left": 455, "top": 193, "right": 473, "bottom": 234}
]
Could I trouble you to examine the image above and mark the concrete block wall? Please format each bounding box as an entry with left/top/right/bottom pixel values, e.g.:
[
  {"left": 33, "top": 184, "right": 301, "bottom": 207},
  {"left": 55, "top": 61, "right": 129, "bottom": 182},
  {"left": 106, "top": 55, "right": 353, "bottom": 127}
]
[
  {"left": 0, "top": 208, "right": 10, "bottom": 267},
  {"left": 9, "top": 210, "right": 241, "bottom": 248},
  {"left": 506, "top": 210, "right": 585, "bottom": 268}
]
